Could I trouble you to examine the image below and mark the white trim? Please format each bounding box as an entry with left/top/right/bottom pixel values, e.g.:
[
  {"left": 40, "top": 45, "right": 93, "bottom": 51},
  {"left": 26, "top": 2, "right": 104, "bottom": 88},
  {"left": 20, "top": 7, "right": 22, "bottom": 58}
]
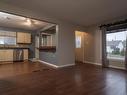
[
  {"left": 38, "top": 60, "right": 75, "bottom": 68},
  {"left": 39, "top": 24, "right": 55, "bottom": 32},
  {"left": 84, "top": 61, "right": 102, "bottom": 66},
  {"left": 108, "top": 58, "right": 124, "bottom": 61},
  {"left": 109, "top": 65, "right": 125, "bottom": 70},
  {"left": 84, "top": 61, "right": 126, "bottom": 70},
  {"left": 58, "top": 64, "right": 75, "bottom": 68},
  {"left": 38, "top": 60, "right": 58, "bottom": 68}
]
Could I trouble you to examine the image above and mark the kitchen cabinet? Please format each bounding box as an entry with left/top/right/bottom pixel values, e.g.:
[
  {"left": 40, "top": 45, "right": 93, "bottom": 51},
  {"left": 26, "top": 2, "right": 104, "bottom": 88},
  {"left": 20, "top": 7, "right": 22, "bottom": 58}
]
[
  {"left": 0, "top": 49, "right": 29, "bottom": 63},
  {"left": 17, "top": 32, "right": 31, "bottom": 44},
  {"left": 17, "top": 32, "right": 24, "bottom": 43},
  {"left": 25, "top": 33, "right": 31, "bottom": 43},
  {"left": 0, "top": 50, "right": 5, "bottom": 61},
  {"left": 0, "top": 50, "right": 13, "bottom": 62},
  {"left": 5, "top": 50, "right": 13, "bottom": 61},
  {"left": 23, "top": 49, "right": 28, "bottom": 60}
]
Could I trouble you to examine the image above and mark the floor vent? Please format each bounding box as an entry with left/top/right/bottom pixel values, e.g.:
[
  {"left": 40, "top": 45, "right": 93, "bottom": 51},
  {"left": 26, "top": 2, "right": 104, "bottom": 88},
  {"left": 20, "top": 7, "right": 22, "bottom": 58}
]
[
  {"left": 32, "top": 70, "right": 41, "bottom": 72},
  {"left": 32, "top": 68, "right": 50, "bottom": 72},
  {"left": 43, "top": 68, "right": 50, "bottom": 71}
]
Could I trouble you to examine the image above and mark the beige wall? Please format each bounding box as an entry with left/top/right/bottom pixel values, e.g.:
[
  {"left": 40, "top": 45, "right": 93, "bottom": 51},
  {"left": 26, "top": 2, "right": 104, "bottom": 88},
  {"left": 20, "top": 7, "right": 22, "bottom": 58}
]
[
  {"left": 0, "top": 3, "right": 86, "bottom": 66},
  {"left": 84, "top": 26, "right": 125, "bottom": 69},
  {"left": 84, "top": 26, "right": 102, "bottom": 65}
]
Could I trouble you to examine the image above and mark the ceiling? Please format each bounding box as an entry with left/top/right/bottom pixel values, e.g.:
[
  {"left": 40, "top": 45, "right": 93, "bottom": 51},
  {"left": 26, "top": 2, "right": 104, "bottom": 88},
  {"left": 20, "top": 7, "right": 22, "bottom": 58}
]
[
  {"left": 1, "top": 0, "right": 127, "bottom": 26},
  {"left": 0, "top": 11, "right": 52, "bottom": 31}
]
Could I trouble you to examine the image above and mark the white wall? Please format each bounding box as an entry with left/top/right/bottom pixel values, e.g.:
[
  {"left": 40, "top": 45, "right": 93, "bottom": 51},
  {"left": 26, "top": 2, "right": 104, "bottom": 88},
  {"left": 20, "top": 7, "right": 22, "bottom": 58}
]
[{"left": 0, "top": 3, "right": 86, "bottom": 66}]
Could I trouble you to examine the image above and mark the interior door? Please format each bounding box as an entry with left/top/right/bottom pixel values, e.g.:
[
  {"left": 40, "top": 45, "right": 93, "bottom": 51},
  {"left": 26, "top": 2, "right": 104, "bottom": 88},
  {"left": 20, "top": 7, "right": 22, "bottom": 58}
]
[{"left": 75, "top": 31, "right": 84, "bottom": 63}]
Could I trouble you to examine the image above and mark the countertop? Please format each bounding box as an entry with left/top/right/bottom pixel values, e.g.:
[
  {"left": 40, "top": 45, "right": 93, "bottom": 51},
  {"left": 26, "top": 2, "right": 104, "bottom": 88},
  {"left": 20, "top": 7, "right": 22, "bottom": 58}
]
[
  {"left": 0, "top": 46, "right": 29, "bottom": 49},
  {"left": 37, "top": 46, "right": 56, "bottom": 52}
]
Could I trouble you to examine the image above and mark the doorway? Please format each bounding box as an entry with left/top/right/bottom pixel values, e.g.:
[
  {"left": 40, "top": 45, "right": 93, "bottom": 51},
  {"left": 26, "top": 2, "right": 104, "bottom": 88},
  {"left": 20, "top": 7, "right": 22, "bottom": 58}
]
[
  {"left": 106, "top": 31, "right": 127, "bottom": 69},
  {"left": 75, "top": 31, "right": 84, "bottom": 63}
]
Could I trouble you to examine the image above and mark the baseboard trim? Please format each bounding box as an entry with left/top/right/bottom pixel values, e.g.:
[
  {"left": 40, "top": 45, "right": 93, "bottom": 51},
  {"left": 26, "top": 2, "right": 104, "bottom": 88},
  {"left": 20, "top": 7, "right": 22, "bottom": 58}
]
[
  {"left": 109, "top": 65, "right": 125, "bottom": 70},
  {"left": 58, "top": 64, "right": 75, "bottom": 68},
  {"left": 39, "top": 60, "right": 126, "bottom": 70},
  {"left": 38, "top": 60, "right": 58, "bottom": 68},
  {"left": 84, "top": 61, "right": 126, "bottom": 70},
  {"left": 38, "top": 60, "right": 75, "bottom": 68},
  {"left": 84, "top": 61, "right": 102, "bottom": 66}
]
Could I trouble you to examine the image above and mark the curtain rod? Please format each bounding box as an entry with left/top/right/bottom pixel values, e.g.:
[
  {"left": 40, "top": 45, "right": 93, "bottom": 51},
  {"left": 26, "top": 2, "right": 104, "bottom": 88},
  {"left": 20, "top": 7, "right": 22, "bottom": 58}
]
[{"left": 99, "top": 19, "right": 127, "bottom": 28}]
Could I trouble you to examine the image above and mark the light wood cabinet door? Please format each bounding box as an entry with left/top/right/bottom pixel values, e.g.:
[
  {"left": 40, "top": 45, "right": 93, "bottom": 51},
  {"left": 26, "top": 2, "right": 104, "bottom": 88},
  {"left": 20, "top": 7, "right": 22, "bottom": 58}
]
[
  {"left": 17, "top": 32, "right": 25, "bottom": 43},
  {"left": 5, "top": 50, "right": 13, "bottom": 61},
  {"left": 24, "top": 33, "right": 31, "bottom": 43},
  {"left": 0, "top": 50, "right": 13, "bottom": 62},
  {"left": 0, "top": 50, "right": 5, "bottom": 61},
  {"left": 23, "top": 49, "right": 28, "bottom": 60},
  {"left": 17, "top": 32, "right": 31, "bottom": 44}
]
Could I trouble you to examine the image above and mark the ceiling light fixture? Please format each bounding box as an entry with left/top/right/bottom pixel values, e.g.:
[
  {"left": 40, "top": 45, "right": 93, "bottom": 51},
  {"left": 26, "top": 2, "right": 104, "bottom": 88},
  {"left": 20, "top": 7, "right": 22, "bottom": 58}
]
[{"left": 26, "top": 18, "right": 32, "bottom": 26}]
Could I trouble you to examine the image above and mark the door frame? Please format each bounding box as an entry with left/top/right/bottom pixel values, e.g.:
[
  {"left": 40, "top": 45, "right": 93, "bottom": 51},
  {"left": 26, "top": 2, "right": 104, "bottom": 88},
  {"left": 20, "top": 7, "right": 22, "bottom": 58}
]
[{"left": 75, "top": 31, "right": 85, "bottom": 63}]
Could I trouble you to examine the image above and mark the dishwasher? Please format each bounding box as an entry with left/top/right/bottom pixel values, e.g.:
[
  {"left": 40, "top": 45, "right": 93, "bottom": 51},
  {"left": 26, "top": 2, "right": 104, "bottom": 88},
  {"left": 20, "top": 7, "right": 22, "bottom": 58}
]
[{"left": 13, "top": 49, "right": 23, "bottom": 62}]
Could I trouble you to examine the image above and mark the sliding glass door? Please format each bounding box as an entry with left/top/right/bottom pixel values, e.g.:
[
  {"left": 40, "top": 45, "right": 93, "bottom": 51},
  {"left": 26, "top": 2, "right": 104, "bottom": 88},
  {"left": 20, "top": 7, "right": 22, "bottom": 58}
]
[{"left": 106, "top": 31, "right": 127, "bottom": 68}]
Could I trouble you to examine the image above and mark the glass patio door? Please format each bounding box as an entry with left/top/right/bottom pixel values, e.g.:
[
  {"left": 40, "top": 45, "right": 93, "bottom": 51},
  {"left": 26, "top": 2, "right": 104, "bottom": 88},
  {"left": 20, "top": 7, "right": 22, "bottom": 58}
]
[{"left": 106, "top": 31, "right": 127, "bottom": 69}]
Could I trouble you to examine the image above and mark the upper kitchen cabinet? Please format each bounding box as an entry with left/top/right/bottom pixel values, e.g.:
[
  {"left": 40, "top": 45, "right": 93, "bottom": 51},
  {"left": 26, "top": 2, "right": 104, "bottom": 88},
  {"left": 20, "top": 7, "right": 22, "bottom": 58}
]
[
  {"left": 17, "top": 32, "right": 31, "bottom": 44},
  {"left": 25, "top": 33, "right": 31, "bottom": 43}
]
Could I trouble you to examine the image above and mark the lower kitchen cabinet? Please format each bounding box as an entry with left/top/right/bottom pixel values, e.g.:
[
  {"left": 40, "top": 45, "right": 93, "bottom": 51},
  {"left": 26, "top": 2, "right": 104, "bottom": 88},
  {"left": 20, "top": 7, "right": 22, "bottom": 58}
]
[
  {"left": 0, "top": 50, "right": 5, "bottom": 61},
  {"left": 0, "top": 49, "right": 29, "bottom": 63},
  {"left": 5, "top": 50, "right": 13, "bottom": 61},
  {"left": 0, "top": 50, "right": 13, "bottom": 62},
  {"left": 23, "top": 49, "right": 29, "bottom": 60}
]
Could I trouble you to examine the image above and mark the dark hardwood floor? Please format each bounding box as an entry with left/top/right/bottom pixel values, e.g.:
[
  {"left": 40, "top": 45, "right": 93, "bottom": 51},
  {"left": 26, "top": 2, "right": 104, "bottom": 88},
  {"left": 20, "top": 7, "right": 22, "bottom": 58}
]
[
  {"left": 0, "top": 61, "right": 52, "bottom": 78},
  {"left": 0, "top": 62, "right": 127, "bottom": 95}
]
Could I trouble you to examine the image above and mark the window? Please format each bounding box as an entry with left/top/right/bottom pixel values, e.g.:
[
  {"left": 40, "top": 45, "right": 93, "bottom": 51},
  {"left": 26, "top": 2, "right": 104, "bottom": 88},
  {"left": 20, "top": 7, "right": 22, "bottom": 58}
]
[
  {"left": 106, "top": 31, "right": 127, "bottom": 60},
  {"left": 0, "top": 31, "right": 16, "bottom": 45},
  {"left": 76, "top": 36, "right": 81, "bottom": 48}
]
